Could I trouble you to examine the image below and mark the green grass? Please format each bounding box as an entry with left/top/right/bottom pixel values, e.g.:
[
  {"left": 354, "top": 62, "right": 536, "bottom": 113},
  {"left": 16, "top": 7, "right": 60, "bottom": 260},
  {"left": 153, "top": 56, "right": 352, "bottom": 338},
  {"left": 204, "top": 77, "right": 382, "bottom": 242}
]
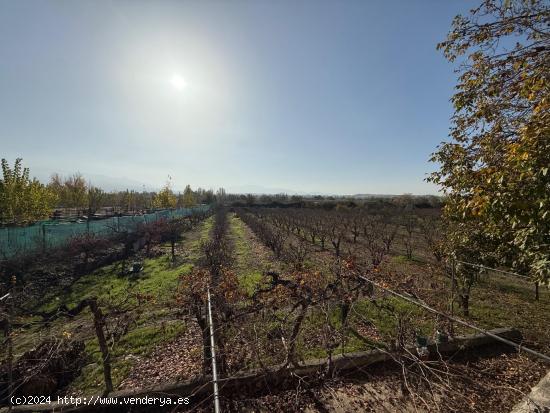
[
  {"left": 228, "top": 213, "right": 270, "bottom": 296},
  {"left": 345, "top": 296, "right": 431, "bottom": 341},
  {"left": 239, "top": 271, "right": 264, "bottom": 296},
  {"left": 12, "top": 251, "right": 191, "bottom": 357},
  {"left": 466, "top": 274, "right": 550, "bottom": 349},
  {"left": 186, "top": 215, "right": 214, "bottom": 260},
  {"left": 296, "top": 297, "right": 432, "bottom": 361},
  {"left": 296, "top": 304, "right": 384, "bottom": 361},
  {"left": 38, "top": 254, "right": 192, "bottom": 313},
  {"left": 61, "top": 218, "right": 215, "bottom": 394},
  {"left": 387, "top": 252, "right": 550, "bottom": 350}
]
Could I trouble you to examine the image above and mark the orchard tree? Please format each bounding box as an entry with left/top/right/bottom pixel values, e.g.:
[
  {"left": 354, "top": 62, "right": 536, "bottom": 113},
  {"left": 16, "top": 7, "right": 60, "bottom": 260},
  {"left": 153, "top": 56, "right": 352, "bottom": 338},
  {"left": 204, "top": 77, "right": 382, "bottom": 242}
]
[
  {"left": 119, "top": 190, "right": 133, "bottom": 212},
  {"left": 87, "top": 186, "right": 106, "bottom": 214},
  {"left": 152, "top": 182, "right": 177, "bottom": 209},
  {"left": 430, "top": 0, "right": 550, "bottom": 285},
  {"left": 48, "top": 173, "right": 64, "bottom": 200},
  {"left": 0, "top": 158, "right": 57, "bottom": 224},
  {"left": 202, "top": 189, "right": 215, "bottom": 204},
  {"left": 48, "top": 173, "right": 88, "bottom": 209},
  {"left": 216, "top": 187, "right": 227, "bottom": 204},
  {"left": 182, "top": 184, "right": 196, "bottom": 207},
  {"left": 167, "top": 218, "right": 190, "bottom": 260},
  {"left": 64, "top": 173, "right": 88, "bottom": 209},
  {"left": 245, "top": 194, "right": 255, "bottom": 206}
]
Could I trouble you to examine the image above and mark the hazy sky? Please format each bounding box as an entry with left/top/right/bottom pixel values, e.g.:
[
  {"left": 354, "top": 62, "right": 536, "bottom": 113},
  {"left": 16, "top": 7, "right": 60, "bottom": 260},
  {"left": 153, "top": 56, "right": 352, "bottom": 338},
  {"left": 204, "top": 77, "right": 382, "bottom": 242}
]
[{"left": 0, "top": 0, "right": 477, "bottom": 195}]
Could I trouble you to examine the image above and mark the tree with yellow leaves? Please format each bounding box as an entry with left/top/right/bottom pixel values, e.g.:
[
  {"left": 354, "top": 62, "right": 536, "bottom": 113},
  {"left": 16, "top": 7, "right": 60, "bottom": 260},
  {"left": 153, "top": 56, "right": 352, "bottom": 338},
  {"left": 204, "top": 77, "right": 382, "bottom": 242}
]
[
  {"left": 0, "top": 158, "right": 57, "bottom": 225},
  {"left": 152, "top": 182, "right": 177, "bottom": 209},
  {"left": 429, "top": 0, "right": 549, "bottom": 290}
]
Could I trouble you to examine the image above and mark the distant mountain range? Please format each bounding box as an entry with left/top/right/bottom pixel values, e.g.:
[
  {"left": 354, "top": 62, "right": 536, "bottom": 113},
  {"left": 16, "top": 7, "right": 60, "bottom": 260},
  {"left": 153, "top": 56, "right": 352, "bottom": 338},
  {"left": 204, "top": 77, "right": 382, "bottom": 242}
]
[
  {"left": 225, "top": 185, "right": 318, "bottom": 195},
  {"left": 32, "top": 168, "right": 158, "bottom": 192}
]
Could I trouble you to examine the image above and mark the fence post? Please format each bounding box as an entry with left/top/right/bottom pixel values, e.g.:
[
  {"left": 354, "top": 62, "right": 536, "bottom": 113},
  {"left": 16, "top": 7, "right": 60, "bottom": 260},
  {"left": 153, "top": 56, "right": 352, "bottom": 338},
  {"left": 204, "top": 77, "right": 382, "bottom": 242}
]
[
  {"left": 450, "top": 259, "right": 456, "bottom": 337},
  {"left": 207, "top": 288, "right": 221, "bottom": 413},
  {"left": 88, "top": 299, "right": 113, "bottom": 394}
]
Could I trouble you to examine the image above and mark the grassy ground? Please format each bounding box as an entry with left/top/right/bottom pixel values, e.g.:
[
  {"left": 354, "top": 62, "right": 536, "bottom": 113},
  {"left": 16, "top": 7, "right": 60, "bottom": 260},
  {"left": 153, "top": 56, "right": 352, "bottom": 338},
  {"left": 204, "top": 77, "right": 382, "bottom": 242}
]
[
  {"left": 384, "top": 252, "right": 550, "bottom": 352},
  {"left": 470, "top": 273, "right": 550, "bottom": 350},
  {"left": 294, "top": 294, "right": 437, "bottom": 362},
  {"left": 227, "top": 213, "right": 280, "bottom": 296},
  {"left": 37, "top": 255, "right": 191, "bottom": 314}
]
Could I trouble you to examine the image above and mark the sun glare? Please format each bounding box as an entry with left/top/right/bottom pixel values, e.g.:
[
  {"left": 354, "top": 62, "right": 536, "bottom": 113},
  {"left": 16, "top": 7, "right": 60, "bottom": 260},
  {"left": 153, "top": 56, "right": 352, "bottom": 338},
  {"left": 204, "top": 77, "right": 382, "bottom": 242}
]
[{"left": 170, "top": 74, "right": 187, "bottom": 91}]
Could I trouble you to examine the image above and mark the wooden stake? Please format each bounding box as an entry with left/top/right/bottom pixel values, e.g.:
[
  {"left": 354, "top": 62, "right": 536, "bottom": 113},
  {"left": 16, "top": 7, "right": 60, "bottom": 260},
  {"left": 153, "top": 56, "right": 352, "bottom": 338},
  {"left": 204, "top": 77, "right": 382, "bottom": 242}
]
[{"left": 88, "top": 299, "right": 113, "bottom": 394}]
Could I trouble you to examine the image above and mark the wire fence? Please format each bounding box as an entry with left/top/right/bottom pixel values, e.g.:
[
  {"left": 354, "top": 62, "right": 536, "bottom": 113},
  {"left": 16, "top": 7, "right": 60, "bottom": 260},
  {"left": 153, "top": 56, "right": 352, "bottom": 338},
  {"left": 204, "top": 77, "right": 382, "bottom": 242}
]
[
  {"left": 0, "top": 205, "right": 211, "bottom": 259},
  {"left": 456, "top": 260, "right": 531, "bottom": 279},
  {"left": 357, "top": 274, "right": 550, "bottom": 363}
]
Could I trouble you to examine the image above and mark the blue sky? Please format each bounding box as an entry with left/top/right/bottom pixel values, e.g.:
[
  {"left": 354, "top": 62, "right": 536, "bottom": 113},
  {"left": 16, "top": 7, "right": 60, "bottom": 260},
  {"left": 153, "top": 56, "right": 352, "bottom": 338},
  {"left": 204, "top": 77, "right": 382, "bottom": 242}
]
[{"left": 0, "top": 0, "right": 477, "bottom": 195}]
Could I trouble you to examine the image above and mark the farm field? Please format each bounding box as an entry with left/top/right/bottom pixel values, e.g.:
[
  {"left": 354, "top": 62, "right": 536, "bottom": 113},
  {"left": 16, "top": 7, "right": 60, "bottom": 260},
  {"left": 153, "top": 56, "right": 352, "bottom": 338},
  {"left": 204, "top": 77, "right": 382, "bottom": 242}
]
[{"left": 2, "top": 205, "right": 548, "bottom": 412}]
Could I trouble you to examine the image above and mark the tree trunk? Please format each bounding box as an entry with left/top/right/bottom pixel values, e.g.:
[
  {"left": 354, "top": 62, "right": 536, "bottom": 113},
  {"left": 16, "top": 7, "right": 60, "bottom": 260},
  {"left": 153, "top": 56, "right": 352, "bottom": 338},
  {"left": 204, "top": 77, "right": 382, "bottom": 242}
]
[
  {"left": 340, "top": 302, "right": 350, "bottom": 350},
  {"left": 406, "top": 243, "right": 412, "bottom": 260},
  {"left": 333, "top": 239, "right": 341, "bottom": 257},
  {"left": 286, "top": 302, "right": 308, "bottom": 368},
  {"left": 88, "top": 299, "right": 113, "bottom": 394},
  {"left": 194, "top": 304, "right": 211, "bottom": 374},
  {"left": 460, "top": 294, "right": 469, "bottom": 317}
]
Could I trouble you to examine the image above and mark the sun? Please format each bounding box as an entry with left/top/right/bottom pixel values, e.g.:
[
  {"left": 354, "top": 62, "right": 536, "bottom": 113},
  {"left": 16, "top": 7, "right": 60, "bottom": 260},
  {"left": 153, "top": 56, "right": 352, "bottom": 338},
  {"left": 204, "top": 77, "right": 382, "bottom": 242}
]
[{"left": 170, "top": 74, "right": 187, "bottom": 91}]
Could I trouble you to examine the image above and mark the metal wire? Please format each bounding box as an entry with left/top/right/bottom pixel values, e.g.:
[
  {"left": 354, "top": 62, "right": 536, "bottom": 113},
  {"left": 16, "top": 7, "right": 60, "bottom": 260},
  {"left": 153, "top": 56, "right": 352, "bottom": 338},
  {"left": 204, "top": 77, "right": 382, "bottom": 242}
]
[
  {"left": 207, "top": 287, "right": 221, "bottom": 413},
  {"left": 456, "top": 260, "right": 530, "bottom": 279},
  {"left": 357, "top": 275, "right": 550, "bottom": 364}
]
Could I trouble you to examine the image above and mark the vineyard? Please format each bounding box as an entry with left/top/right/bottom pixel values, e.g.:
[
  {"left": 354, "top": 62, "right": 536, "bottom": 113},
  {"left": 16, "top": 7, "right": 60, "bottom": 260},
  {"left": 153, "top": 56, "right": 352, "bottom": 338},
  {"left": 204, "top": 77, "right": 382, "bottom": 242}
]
[{"left": 1, "top": 204, "right": 548, "bottom": 412}]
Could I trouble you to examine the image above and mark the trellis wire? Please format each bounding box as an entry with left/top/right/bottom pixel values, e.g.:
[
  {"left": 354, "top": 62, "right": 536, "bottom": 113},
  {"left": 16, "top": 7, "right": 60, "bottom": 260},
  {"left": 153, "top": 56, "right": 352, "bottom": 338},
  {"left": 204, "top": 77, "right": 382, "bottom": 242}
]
[
  {"left": 456, "top": 260, "right": 530, "bottom": 279},
  {"left": 358, "top": 275, "right": 550, "bottom": 364}
]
